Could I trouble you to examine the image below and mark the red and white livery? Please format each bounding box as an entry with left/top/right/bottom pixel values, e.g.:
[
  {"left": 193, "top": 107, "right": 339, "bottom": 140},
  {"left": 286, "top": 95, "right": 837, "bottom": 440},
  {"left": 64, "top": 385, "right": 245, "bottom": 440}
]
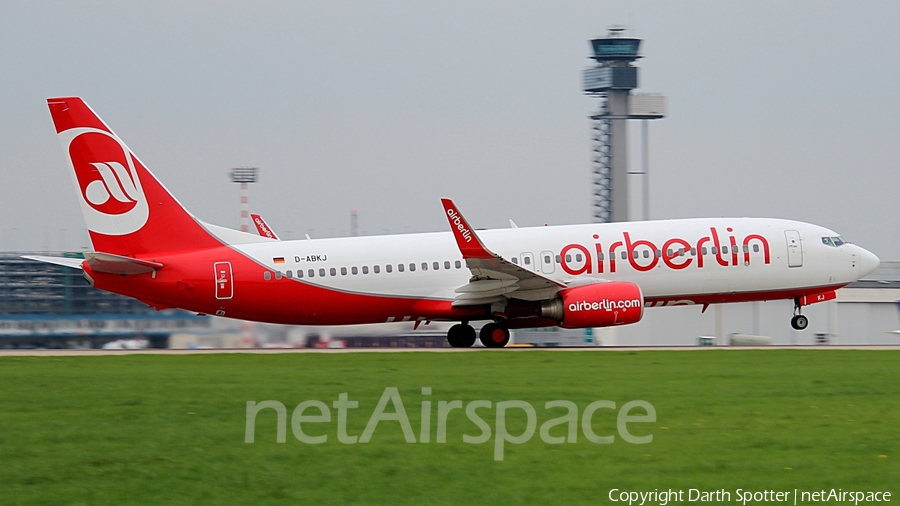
[{"left": 30, "top": 97, "right": 881, "bottom": 347}]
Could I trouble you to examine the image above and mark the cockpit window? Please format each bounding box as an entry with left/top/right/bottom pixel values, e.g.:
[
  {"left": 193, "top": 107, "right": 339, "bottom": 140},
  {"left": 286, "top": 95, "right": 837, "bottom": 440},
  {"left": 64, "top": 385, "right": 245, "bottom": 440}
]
[{"left": 822, "top": 236, "right": 847, "bottom": 247}]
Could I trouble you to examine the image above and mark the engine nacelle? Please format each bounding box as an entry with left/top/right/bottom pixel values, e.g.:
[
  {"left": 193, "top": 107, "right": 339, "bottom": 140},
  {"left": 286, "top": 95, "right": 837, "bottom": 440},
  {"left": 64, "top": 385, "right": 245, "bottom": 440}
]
[{"left": 540, "top": 281, "right": 644, "bottom": 329}]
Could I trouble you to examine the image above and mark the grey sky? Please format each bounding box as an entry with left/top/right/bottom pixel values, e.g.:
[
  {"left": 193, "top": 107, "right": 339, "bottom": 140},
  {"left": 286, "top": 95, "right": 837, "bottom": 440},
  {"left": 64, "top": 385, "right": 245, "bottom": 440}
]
[{"left": 2, "top": 1, "right": 898, "bottom": 260}]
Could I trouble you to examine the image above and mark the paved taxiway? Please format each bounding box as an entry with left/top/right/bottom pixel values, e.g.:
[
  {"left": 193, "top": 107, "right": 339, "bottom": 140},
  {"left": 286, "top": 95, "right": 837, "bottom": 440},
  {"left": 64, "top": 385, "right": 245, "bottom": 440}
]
[{"left": 1, "top": 345, "right": 898, "bottom": 356}]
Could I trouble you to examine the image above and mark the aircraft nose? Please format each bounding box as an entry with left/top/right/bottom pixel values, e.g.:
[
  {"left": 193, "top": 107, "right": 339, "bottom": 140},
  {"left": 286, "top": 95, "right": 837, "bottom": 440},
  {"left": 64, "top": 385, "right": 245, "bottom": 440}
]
[{"left": 857, "top": 246, "right": 880, "bottom": 278}]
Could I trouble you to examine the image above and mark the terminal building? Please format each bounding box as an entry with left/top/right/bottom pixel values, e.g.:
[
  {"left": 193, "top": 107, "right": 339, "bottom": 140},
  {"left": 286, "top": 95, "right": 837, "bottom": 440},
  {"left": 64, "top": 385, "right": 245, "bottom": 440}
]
[{"left": 0, "top": 253, "right": 209, "bottom": 349}]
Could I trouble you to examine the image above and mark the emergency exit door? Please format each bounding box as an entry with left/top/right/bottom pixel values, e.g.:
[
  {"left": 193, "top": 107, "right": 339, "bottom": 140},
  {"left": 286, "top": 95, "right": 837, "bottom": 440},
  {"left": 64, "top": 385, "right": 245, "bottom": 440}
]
[{"left": 214, "top": 262, "right": 233, "bottom": 300}]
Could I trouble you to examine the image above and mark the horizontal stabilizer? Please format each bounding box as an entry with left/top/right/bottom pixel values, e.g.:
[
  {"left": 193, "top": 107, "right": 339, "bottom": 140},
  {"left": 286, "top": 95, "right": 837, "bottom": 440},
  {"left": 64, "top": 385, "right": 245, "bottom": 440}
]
[
  {"left": 22, "top": 255, "right": 85, "bottom": 270},
  {"left": 83, "top": 252, "right": 163, "bottom": 275}
]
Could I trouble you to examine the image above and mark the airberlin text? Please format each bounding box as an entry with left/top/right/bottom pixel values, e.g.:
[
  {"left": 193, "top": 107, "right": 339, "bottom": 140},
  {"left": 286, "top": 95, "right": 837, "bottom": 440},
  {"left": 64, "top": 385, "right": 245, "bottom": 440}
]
[
  {"left": 570, "top": 298, "right": 641, "bottom": 312},
  {"left": 446, "top": 208, "right": 473, "bottom": 243},
  {"left": 245, "top": 388, "right": 656, "bottom": 461},
  {"left": 560, "top": 227, "right": 771, "bottom": 276}
]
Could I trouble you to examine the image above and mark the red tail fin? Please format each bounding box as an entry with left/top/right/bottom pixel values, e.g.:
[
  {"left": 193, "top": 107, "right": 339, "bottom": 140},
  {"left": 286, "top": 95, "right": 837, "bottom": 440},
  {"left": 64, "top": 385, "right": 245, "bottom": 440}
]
[{"left": 47, "top": 97, "right": 222, "bottom": 256}]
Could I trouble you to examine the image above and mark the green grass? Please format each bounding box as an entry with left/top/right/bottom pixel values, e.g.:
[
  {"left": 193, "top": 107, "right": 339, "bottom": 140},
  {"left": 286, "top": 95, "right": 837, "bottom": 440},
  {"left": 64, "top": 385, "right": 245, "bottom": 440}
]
[{"left": 0, "top": 350, "right": 897, "bottom": 505}]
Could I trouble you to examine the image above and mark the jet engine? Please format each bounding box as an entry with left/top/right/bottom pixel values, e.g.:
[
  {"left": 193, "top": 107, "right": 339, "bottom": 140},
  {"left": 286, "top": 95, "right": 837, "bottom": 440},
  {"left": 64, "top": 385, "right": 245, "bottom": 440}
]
[{"left": 540, "top": 281, "right": 644, "bottom": 329}]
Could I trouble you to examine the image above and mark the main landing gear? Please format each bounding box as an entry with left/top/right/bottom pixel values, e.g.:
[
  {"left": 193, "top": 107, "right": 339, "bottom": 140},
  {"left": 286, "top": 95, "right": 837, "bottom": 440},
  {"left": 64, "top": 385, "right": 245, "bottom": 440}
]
[
  {"left": 791, "top": 298, "right": 809, "bottom": 331},
  {"left": 446, "top": 321, "right": 510, "bottom": 348}
]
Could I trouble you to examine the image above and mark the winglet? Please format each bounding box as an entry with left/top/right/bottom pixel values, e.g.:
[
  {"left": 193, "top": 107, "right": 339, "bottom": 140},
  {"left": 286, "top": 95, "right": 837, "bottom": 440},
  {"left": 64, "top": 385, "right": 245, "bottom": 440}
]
[{"left": 440, "top": 199, "right": 494, "bottom": 259}]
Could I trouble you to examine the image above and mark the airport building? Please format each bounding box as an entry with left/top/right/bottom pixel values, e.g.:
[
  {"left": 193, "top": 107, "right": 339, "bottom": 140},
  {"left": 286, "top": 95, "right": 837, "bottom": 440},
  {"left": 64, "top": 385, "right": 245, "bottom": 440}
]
[{"left": 0, "top": 253, "right": 209, "bottom": 349}]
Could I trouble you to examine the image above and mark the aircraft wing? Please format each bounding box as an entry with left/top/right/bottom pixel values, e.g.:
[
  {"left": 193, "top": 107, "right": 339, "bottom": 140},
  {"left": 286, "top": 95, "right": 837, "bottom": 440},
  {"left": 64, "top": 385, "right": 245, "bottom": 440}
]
[{"left": 441, "top": 199, "right": 565, "bottom": 306}]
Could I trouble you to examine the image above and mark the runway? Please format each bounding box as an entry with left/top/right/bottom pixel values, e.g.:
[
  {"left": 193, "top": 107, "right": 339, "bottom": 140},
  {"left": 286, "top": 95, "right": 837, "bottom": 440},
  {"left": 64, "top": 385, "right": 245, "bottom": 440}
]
[{"left": 1, "top": 345, "right": 898, "bottom": 356}]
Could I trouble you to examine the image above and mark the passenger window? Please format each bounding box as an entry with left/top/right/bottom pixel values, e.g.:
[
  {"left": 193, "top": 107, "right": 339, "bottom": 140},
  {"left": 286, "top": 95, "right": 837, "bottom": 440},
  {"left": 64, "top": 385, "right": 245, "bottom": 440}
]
[
  {"left": 667, "top": 249, "right": 673, "bottom": 257},
  {"left": 524, "top": 257, "right": 531, "bottom": 265},
  {"left": 555, "top": 255, "right": 561, "bottom": 263},
  {"left": 319, "top": 268, "right": 326, "bottom": 277},
  {"left": 678, "top": 248, "right": 685, "bottom": 256},
  {"left": 398, "top": 264, "right": 405, "bottom": 272},
  {"left": 701, "top": 247, "right": 708, "bottom": 255},
  {"left": 362, "top": 266, "right": 369, "bottom": 274},
  {"left": 308, "top": 269, "right": 315, "bottom": 278},
  {"left": 352, "top": 266, "right": 358, "bottom": 275},
  {"left": 711, "top": 247, "right": 717, "bottom": 255},
  {"left": 444, "top": 261, "right": 451, "bottom": 269},
  {"left": 642, "top": 250, "right": 649, "bottom": 259},
  {"left": 329, "top": 268, "right": 336, "bottom": 276},
  {"left": 264, "top": 271, "right": 271, "bottom": 281},
  {"left": 690, "top": 248, "right": 696, "bottom": 256},
  {"left": 544, "top": 255, "right": 551, "bottom": 264},
  {"left": 409, "top": 263, "right": 416, "bottom": 272},
  {"left": 633, "top": 250, "right": 639, "bottom": 259},
  {"left": 387, "top": 264, "right": 393, "bottom": 273},
  {"left": 753, "top": 245, "right": 760, "bottom": 253},
  {"left": 455, "top": 260, "right": 461, "bottom": 269},
  {"left": 575, "top": 254, "right": 583, "bottom": 262},
  {"left": 275, "top": 271, "right": 282, "bottom": 280},
  {"left": 598, "top": 253, "right": 604, "bottom": 260},
  {"left": 565, "top": 254, "right": 572, "bottom": 262},
  {"left": 297, "top": 270, "right": 304, "bottom": 278},
  {"left": 722, "top": 246, "right": 728, "bottom": 254},
  {"left": 421, "top": 262, "right": 428, "bottom": 271},
  {"left": 286, "top": 270, "right": 293, "bottom": 278},
  {"left": 341, "top": 267, "right": 347, "bottom": 275},
  {"left": 374, "top": 265, "right": 380, "bottom": 274},
  {"left": 742, "top": 245, "right": 749, "bottom": 253},
  {"left": 511, "top": 257, "right": 518, "bottom": 265},
  {"left": 620, "top": 251, "right": 627, "bottom": 260},
  {"left": 433, "top": 262, "right": 439, "bottom": 270}
]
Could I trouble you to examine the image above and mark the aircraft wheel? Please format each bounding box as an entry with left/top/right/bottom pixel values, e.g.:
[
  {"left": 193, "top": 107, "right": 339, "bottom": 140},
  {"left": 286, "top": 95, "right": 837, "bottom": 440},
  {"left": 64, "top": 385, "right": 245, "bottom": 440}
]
[
  {"left": 447, "top": 323, "right": 476, "bottom": 348},
  {"left": 479, "top": 323, "right": 510, "bottom": 348},
  {"left": 791, "top": 314, "right": 809, "bottom": 331}
]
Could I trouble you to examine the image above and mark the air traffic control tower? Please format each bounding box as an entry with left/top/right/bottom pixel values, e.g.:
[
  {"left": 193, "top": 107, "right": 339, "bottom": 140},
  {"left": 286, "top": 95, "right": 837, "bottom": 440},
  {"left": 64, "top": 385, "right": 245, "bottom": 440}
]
[{"left": 583, "top": 27, "right": 665, "bottom": 223}]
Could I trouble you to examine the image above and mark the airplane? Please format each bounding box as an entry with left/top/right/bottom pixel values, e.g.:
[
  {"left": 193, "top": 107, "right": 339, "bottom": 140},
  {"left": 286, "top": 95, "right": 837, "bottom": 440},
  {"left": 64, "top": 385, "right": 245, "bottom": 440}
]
[
  {"left": 28, "top": 97, "right": 881, "bottom": 348},
  {"left": 250, "top": 214, "right": 280, "bottom": 240}
]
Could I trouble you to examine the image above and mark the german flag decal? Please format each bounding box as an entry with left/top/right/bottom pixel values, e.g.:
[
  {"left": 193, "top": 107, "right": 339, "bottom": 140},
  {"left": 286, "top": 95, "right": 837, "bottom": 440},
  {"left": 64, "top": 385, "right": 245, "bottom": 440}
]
[{"left": 273, "top": 257, "right": 285, "bottom": 264}]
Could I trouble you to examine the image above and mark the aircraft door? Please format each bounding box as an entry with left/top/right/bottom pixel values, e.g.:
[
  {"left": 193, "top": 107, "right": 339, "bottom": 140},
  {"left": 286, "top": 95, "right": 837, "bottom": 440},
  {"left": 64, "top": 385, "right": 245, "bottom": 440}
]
[
  {"left": 540, "top": 251, "right": 555, "bottom": 274},
  {"left": 214, "top": 262, "right": 234, "bottom": 300},
  {"left": 785, "top": 230, "right": 803, "bottom": 267},
  {"left": 520, "top": 252, "right": 535, "bottom": 271}
]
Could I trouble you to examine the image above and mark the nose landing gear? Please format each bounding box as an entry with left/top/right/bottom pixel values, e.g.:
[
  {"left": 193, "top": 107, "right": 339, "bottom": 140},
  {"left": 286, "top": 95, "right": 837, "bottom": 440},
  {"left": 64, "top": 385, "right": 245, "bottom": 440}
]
[{"left": 791, "top": 298, "right": 809, "bottom": 330}]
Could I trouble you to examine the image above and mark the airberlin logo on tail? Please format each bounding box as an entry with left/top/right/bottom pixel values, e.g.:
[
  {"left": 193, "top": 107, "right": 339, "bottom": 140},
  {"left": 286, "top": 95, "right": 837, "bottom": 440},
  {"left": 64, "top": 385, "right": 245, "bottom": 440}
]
[
  {"left": 446, "top": 208, "right": 473, "bottom": 243},
  {"left": 84, "top": 161, "right": 140, "bottom": 210},
  {"left": 59, "top": 127, "right": 149, "bottom": 236}
]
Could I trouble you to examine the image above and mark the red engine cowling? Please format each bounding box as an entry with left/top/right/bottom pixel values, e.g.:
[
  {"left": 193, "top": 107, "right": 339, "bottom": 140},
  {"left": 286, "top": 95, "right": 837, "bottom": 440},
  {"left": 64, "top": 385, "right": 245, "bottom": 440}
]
[{"left": 540, "top": 282, "right": 644, "bottom": 329}]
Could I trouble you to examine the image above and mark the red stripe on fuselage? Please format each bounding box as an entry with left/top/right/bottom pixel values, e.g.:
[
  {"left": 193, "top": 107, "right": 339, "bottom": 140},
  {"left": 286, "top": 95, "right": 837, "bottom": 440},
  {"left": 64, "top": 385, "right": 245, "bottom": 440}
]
[
  {"left": 86, "top": 246, "right": 488, "bottom": 325},
  {"left": 644, "top": 284, "right": 847, "bottom": 307}
]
